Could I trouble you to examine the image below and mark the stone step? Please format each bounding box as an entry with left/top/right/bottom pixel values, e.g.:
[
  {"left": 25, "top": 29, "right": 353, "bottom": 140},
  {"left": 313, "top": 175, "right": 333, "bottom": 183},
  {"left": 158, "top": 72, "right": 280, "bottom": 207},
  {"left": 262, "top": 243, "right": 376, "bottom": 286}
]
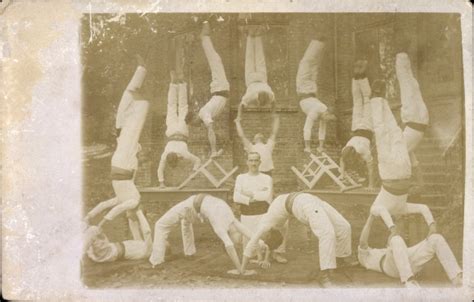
[{"left": 421, "top": 172, "right": 446, "bottom": 183}]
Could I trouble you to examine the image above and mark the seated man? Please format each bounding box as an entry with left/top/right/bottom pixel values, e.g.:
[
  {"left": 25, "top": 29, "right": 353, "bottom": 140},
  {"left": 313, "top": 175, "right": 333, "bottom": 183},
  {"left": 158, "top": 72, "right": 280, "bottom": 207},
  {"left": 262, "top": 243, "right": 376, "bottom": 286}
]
[
  {"left": 238, "top": 25, "right": 275, "bottom": 114},
  {"left": 296, "top": 35, "right": 337, "bottom": 154},
  {"left": 85, "top": 208, "right": 152, "bottom": 263},
  {"left": 149, "top": 194, "right": 264, "bottom": 275},
  {"left": 241, "top": 192, "right": 357, "bottom": 287},
  {"left": 84, "top": 54, "right": 149, "bottom": 233},
  {"left": 369, "top": 80, "right": 434, "bottom": 233},
  {"left": 157, "top": 39, "right": 201, "bottom": 188},
  {"left": 340, "top": 59, "right": 375, "bottom": 188},
  {"left": 358, "top": 214, "right": 462, "bottom": 287},
  {"left": 395, "top": 37, "right": 429, "bottom": 188},
  {"left": 194, "top": 21, "right": 230, "bottom": 157}
]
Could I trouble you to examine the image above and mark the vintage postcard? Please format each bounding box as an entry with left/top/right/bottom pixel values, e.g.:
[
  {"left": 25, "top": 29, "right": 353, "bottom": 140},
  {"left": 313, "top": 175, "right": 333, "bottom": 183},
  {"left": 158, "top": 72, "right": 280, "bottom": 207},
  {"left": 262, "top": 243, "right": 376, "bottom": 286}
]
[{"left": 1, "top": 0, "right": 473, "bottom": 301}]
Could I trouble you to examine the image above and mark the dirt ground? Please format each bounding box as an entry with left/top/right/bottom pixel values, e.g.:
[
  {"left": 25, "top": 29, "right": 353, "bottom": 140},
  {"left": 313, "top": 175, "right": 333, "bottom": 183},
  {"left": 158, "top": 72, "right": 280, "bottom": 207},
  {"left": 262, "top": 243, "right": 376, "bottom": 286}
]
[{"left": 82, "top": 157, "right": 463, "bottom": 289}]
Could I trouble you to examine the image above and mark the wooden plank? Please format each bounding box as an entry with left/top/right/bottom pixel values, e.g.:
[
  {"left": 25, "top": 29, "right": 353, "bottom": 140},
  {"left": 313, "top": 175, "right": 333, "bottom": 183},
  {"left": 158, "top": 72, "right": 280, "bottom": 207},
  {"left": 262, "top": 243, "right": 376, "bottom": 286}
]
[{"left": 139, "top": 187, "right": 230, "bottom": 203}]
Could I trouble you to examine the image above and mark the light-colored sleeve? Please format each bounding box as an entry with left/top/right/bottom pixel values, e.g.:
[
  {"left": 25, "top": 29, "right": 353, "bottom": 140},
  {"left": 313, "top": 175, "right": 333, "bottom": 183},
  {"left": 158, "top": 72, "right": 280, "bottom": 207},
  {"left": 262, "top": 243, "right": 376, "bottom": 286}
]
[
  {"left": 157, "top": 149, "right": 169, "bottom": 183},
  {"left": 253, "top": 175, "right": 272, "bottom": 203},
  {"left": 136, "top": 210, "right": 152, "bottom": 244},
  {"left": 243, "top": 222, "right": 272, "bottom": 258},
  {"left": 406, "top": 203, "right": 435, "bottom": 226},
  {"left": 233, "top": 175, "right": 250, "bottom": 205}
]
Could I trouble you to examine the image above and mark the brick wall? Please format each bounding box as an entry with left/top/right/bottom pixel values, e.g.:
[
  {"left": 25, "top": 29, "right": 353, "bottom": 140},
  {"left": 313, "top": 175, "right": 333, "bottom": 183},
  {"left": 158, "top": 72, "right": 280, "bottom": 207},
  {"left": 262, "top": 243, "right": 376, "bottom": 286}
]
[
  {"left": 137, "top": 14, "right": 338, "bottom": 193},
  {"left": 128, "top": 13, "right": 463, "bottom": 204}
]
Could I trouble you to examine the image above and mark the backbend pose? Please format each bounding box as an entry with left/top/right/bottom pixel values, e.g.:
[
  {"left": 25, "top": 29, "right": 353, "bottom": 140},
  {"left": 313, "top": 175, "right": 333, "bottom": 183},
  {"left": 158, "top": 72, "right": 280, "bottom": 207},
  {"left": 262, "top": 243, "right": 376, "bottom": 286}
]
[
  {"left": 340, "top": 59, "right": 375, "bottom": 188},
  {"left": 241, "top": 192, "right": 356, "bottom": 287},
  {"left": 358, "top": 214, "right": 462, "bottom": 287},
  {"left": 85, "top": 208, "right": 152, "bottom": 263},
  {"left": 196, "top": 21, "right": 230, "bottom": 157},
  {"left": 238, "top": 25, "right": 275, "bottom": 115},
  {"left": 369, "top": 80, "right": 435, "bottom": 235},
  {"left": 296, "top": 35, "right": 337, "bottom": 154},
  {"left": 149, "top": 194, "right": 266, "bottom": 275},
  {"left": 84, "top": 55, "right": 149, "bottom": 235},
  {"left": 157, "top": 38, "right": 201, "bottom": 189},
  {"left": 396, "top": 39, "right": 429, "bottom": 187}
]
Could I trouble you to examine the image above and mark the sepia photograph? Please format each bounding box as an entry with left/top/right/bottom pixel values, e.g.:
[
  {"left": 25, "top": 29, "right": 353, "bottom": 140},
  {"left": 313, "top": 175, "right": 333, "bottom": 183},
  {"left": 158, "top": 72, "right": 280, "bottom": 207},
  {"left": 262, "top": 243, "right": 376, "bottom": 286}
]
[{"left": 81, "top": 12, "right": 465, "bottom": 289}]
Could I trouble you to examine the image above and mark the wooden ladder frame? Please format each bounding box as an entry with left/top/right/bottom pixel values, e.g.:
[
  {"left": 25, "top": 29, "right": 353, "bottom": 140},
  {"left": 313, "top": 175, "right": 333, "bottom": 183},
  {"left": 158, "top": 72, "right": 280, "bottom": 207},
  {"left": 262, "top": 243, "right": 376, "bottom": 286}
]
[
  {"left": 178, "top": 149, "right": 238, "bottom": 189},
  {"left": 291, "top": 152, "right": 362, "bottom": 192}
]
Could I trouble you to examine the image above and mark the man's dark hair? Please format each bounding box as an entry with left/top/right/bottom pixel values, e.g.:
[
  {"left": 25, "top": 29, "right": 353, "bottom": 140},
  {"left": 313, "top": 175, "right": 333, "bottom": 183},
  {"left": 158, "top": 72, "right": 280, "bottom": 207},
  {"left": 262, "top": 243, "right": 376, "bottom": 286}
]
[
  {"left": 341, "top": 146, "right": 357, "bottom": 165},
  {"left": 264, "top": 229, "right": 283, "bottom": 251},
  {"left": 166, "top": 152, "right": 179, "bottom": 167}
]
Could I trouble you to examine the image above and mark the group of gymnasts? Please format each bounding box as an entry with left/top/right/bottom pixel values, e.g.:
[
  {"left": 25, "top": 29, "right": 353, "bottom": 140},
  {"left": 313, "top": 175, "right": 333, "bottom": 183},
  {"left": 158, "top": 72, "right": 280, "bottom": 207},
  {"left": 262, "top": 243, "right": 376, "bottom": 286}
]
[{"left": 83, "top": 20, "right": 462, "bottom": 288}]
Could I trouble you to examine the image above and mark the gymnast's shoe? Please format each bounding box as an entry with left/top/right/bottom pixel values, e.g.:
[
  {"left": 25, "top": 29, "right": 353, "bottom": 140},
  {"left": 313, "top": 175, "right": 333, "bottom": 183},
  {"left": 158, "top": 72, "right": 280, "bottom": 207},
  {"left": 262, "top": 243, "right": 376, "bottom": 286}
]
[
  {"left": 272, "top": 253, "right": 288, "bottom": 264},
  {"left": 404, "top": 279, "right": 421, "bottom": 288},
  {"left": 336, "top": 256, "right": 359, "bottom": 269},
  {"left": 319, "top": 270, "right": 333, "bottom": 288}
]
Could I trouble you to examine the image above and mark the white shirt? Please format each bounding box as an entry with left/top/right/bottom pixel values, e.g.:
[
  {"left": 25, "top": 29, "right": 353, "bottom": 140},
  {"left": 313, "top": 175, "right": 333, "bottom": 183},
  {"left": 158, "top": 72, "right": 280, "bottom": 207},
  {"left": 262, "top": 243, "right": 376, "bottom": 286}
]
[
  {"left": 358, "top": 245, "right": 386, "bottom": 273},
  {"left": 241, "top": 82, "right": 275, "bottom": 107},
  {"left": 116, "top": 66, "right": 147, "bottom": 129},
  {"left": 198, "top": 95, "right": 227, "bottom": 126},
  {"left": 246, "top": 139, "right": 275, "bottom": 172},
  {"left": 233, "top": 173, "right": 273, "bottom": 205},
  {"left": 157, "top": 141, "right": 199, "bottom": 183},
  {"left": 200, "top": 196, "right": 236, "bottom": 247},
  {"left": 343, "top": 136, "right": 373, "bottom": 163},
  {"left": 111, "top": 101, "right": 148, "bottom": 170}
]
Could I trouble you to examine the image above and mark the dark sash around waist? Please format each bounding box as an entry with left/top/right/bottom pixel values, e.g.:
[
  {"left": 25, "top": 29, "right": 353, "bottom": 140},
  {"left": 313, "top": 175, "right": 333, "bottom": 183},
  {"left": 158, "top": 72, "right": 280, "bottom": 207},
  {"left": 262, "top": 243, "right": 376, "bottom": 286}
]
[
  {"left": 298, "top": 93, "right": 316, "bottom": 101},
  {"left": 353, "top": 129, "right": 373, "bottom": 140},
  {"left": 405, "top": 122, "right": 428, "bottom": 133},
  {"left": 111, "top": 166, "right": 134, "bottom": 180},
  {"left": 211, "top": 90, "right": 230, "bottom": 98},
  {"left": 193, "top": 193, "right": 208, "bottom": 214},
  {"left": 382, "top": 179, "right": 411, "bottom": 196},
  {"left": 240, "top": 201, "right": 269, "bottom": 216},
  {"left": 168, "top": 134, "right": 188, "bottom": 142},
  {"left": 285, "top": 192, "right": 303, "bottom": 216}
]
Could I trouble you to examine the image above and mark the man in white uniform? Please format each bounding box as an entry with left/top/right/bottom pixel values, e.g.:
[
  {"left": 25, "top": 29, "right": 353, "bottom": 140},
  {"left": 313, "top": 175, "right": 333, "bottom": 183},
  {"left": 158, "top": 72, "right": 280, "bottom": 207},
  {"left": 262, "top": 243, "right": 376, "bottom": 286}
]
[
  {"left": 340, "top": 60, "right": 375, "bottom": 188},
  {"left": 233, "top": 152, "right": 273, "bottom": 247},
  {"left": 238, "top": 25, "right": 275, "bottom": 114},
  {"left": 149, "top": 194, "right": 261, "bottom": 275},
  {"left": 369, "top": 80, "right": 435, "bottom": 236},
  {"left": 358, "top": 214, "right": 462, "bottom": 287},
  {"left": 85, "top": 208, "right": 152, "bottom": 263},
  {"left": 234, "top": 112, "right": 279, "bottom": 176},
  {"left": 234, "top": 116, "right": 288, "bottom": 263},
  {"left": 84, "top": 55, "right": 149, "bottom": 234},
  {"left": 157, "top": 39, "right": 201, "bottom": 188},
  {"left": 395, "top": 39, "right": 429, "bottom": 188},
  {"left": 296, "top": 36, "right": 337, "bottom": 154},
  {"left": 241, "top": 192, "right": 356, "bottom": 287},
  {"left": 195, "top": 21, "right": 230, "bottom": 157}
]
